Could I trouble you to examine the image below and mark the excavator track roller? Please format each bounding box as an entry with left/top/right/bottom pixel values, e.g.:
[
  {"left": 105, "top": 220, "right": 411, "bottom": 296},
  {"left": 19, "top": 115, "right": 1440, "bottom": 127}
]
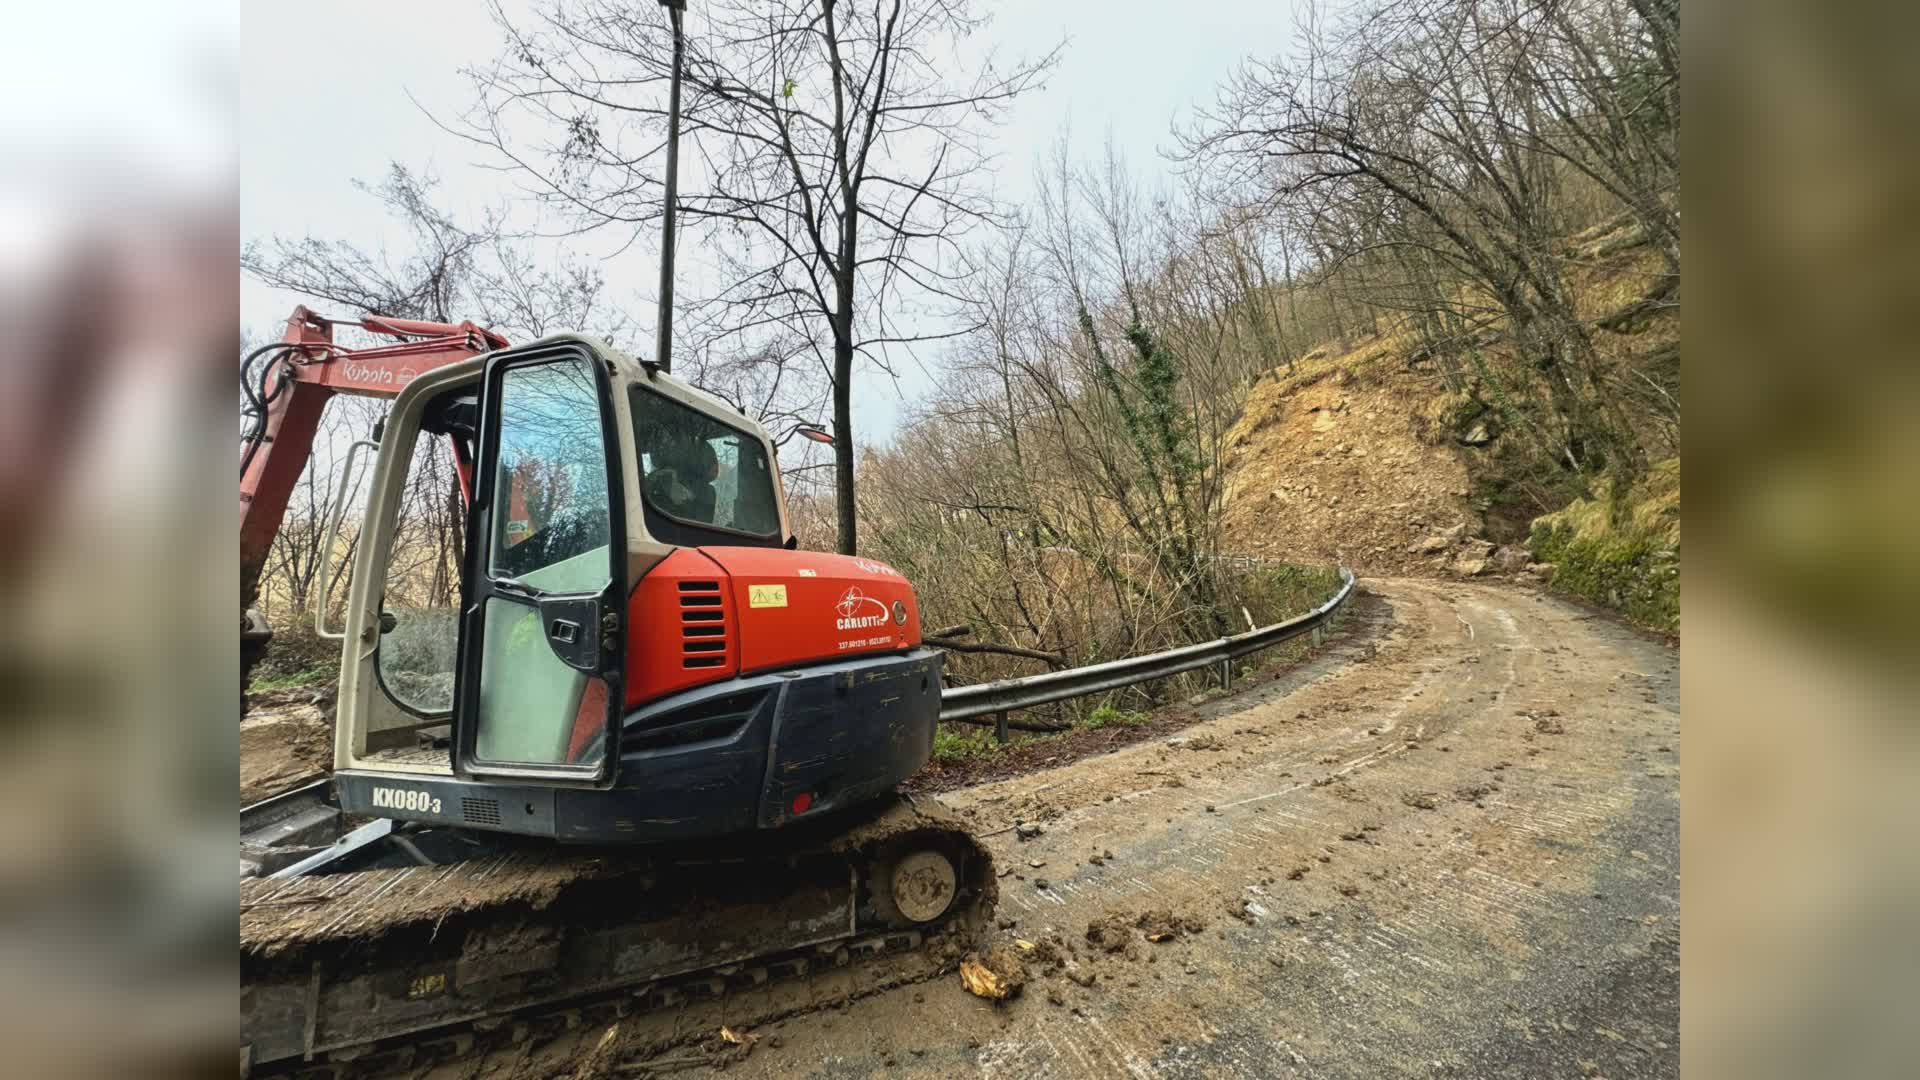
[{"left": 879, "top": 849, "right": 960, "bottom": 924}]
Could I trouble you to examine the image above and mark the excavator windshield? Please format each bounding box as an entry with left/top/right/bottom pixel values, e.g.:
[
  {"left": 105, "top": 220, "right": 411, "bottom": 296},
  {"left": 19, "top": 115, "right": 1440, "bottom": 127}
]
[{"left": 493, "top": 360, "right": 613, "bottom": 580}]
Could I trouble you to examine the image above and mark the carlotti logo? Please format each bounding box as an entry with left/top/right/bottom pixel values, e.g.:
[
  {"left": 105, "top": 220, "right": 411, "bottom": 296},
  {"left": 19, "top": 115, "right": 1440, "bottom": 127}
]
[{"left": 834, "top": 587, "right": 891, "bottom": 631}]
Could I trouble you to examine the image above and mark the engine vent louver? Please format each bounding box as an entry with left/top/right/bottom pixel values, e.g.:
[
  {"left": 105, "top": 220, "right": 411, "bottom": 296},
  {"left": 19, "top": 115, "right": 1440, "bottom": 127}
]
[
  {"left": 677, "top": 581, "right": 730, "bottom": 669},
  {"left": 461, "top": 798, "right": 501, "bottom": 827}
]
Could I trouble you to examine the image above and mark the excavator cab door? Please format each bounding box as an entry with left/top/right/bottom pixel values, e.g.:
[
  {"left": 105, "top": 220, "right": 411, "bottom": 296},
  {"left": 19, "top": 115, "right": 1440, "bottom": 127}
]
[{"left": 453, "top": 343, "right": 626, "bottom": 784}]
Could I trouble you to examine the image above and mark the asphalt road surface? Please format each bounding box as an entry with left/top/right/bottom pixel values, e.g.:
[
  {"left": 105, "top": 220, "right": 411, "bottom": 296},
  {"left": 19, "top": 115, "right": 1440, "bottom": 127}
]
[{"left": 711, "top": 577, "right": 1680, "bottom": 1079}]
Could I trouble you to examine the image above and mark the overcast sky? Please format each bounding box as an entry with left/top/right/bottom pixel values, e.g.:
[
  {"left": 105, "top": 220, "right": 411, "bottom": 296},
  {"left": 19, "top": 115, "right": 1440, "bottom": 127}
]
[{"left": 241, "top": 0, "right": 1301, "bottom": 441}]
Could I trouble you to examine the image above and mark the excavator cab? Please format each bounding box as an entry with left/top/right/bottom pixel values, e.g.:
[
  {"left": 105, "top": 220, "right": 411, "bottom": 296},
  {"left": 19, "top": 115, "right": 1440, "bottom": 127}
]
[{"left": 324, "top": 334, "right": 943, "bottom": 844}]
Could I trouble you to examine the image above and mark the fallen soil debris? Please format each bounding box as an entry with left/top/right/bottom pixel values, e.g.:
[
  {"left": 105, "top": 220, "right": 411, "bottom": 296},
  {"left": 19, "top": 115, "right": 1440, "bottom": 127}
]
[
  {"left": 959, "top": 945, "right": 1028, "bottom": 1001},
  {"left": 1455, "top": 782, "right": 1497, "bottom": 804},
  {"left": 1135, "top": 908, "right": 1208, "bottom": 943},
  {"left": 1085, "top": 912, "right": 1138, "bottom": 955},
  {"left": 520, "top": 578, "right": 1680, "bottom": 1078},
  {"left": 238, "top": 687, "right": 334, "bottom": 805}
]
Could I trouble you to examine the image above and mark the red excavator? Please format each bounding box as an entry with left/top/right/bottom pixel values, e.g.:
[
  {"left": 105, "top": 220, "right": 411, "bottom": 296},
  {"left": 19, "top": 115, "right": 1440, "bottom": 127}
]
[
  {"left": 240, "top": 309, "right": 958, "bottom": 847},
  {"left": 239, "top": 4, "right": 989, "bottom": 1069},
  {"left": 239, "top": 308, "right": 992, "bottom": 1072}
]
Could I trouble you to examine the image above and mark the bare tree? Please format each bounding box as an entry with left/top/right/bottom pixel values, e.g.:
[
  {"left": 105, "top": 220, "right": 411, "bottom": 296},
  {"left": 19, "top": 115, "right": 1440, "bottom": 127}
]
[
  {"left": 1032, "top": 142, "right": 1234, "bottom": 640},
  {"left": 470, "top": 242, "right": 634, "bottom": 345},
  {"left": 255, "top": 395, "right": 384, "bottom": 621},
  {"left": 1185, "top": 0, "right": 1678, "bottom": 483},
  {"left": 453, "top": 0, "right": 1059, "bottom": 553},
  {"left": 244, "top": 161, "right": 633, "bottom": 347},
  {"left": 243, "top": 164, "right": 493, "bottom": 324},
  {"left": 859, "top": 142, "right": 1349, "bottom": 702}
]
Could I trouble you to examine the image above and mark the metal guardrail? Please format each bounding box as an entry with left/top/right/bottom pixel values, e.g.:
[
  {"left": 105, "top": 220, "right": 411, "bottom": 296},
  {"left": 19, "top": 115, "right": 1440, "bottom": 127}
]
[{"left": 939, "top": 567, "right": 1355, "bottom": 725}]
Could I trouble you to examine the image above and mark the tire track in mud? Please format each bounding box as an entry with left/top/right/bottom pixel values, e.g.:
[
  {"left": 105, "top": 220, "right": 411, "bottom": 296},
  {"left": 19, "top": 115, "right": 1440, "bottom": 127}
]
[{"left": 689, "top": 578, "right": 1679, "bottom": 1079}]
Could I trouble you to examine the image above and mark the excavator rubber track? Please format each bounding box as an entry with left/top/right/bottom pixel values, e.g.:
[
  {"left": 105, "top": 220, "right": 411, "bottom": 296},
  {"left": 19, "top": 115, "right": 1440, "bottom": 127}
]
[{"left": 240, "top": 795, "right": 994, "bottom": 1077}]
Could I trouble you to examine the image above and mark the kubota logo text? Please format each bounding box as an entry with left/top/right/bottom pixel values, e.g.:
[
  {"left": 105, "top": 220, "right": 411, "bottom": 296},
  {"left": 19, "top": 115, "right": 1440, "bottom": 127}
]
[
  {"left": 834, "top": 587, "right": 891, "bottom": 630},
  {"left": 341, "top": 361, "right": 417, "bottom": 387}
]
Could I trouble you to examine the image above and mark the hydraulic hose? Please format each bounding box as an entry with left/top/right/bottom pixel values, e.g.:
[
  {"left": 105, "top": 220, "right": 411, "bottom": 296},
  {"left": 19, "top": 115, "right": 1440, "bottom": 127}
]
[{"left": 238, "top": 342, "right": 299, "bottom": 479}]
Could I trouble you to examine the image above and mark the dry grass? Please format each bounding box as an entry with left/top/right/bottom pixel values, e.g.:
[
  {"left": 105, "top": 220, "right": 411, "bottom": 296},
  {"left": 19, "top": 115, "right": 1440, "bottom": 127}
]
[{"left": 1535, "top": 457, "right": 1681, "bottom": 549}]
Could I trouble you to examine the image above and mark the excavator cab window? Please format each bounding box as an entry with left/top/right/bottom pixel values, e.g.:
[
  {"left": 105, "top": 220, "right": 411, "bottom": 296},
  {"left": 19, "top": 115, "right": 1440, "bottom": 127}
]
[
  {"left": 631, "top": 386, "right": 782, "bottom": 547},
  {"left": 367, "top": 386, "right": 483, "bottom": 720},
  {"left": 454, "top": 345, "right": 625, "bottom": 782},
  {"left": 372, "top": 427, "right": 466, "bottom": 718}
]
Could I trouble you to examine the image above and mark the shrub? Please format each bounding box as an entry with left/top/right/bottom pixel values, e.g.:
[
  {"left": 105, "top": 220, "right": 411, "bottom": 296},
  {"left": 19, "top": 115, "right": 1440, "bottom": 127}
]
[
  {"left": 250, "top": 622, "right": 341, "bottom": 691},
  {"left": 1082, "top": 702, "right": 1149, "bottom": 730},
  {"left": 932, "top": 726, "right": 999, "bottom": 763}
]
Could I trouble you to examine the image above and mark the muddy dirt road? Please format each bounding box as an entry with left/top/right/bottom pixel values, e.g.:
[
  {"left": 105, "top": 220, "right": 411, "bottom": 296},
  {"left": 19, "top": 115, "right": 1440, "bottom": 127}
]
[{"left": 700, "top": 578, "right": 1680, "bottom": 1078}]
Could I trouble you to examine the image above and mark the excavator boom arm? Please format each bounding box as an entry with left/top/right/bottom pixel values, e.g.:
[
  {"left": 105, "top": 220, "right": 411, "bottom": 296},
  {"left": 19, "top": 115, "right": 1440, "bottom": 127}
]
[{"left": 239, "top": 305, "right": 506, "bottom": 610}]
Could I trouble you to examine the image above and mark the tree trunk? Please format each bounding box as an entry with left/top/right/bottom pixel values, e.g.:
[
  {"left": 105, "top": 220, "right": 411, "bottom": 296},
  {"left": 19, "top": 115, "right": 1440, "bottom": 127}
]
[
  {"left": 832, "top": 336, "right": 856, "bottom": 555},
  {"left": 833, "top": 162, "right": 860, "bottom": 555}
]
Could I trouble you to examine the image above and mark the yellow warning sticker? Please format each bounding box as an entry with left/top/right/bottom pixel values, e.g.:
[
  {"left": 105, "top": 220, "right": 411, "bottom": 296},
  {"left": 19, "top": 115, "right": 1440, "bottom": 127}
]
[{"left": 748, "top": 584, "right": 788, "bottom": 608}]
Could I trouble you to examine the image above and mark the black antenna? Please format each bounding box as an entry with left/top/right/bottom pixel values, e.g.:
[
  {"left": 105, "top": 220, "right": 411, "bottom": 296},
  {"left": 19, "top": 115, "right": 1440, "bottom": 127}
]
[{"left": 656, "top": 0, "right": 687, "bottom": 374}]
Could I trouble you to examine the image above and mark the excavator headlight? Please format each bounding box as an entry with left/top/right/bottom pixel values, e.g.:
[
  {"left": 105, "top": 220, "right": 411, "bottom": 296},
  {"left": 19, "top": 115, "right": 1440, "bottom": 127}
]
[{"left": 892, "top": 601, "right": 908, "bottom": 626}]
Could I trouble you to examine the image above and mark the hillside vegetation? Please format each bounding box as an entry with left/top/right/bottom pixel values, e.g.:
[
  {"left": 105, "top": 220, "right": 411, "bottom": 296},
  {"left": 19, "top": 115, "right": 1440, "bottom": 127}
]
[{"left": 1216, "top": 221, "right": 1680, "bottom": 630}]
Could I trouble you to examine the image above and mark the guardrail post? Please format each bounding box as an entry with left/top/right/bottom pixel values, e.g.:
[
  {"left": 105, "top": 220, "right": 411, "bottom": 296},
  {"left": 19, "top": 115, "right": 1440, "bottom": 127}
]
[
  {"left": 995, "top": 711, "right": 1009, "bottom": 745},
  {"left": 1219, "top": 659, "right": 1233, "bottom": 690}
]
